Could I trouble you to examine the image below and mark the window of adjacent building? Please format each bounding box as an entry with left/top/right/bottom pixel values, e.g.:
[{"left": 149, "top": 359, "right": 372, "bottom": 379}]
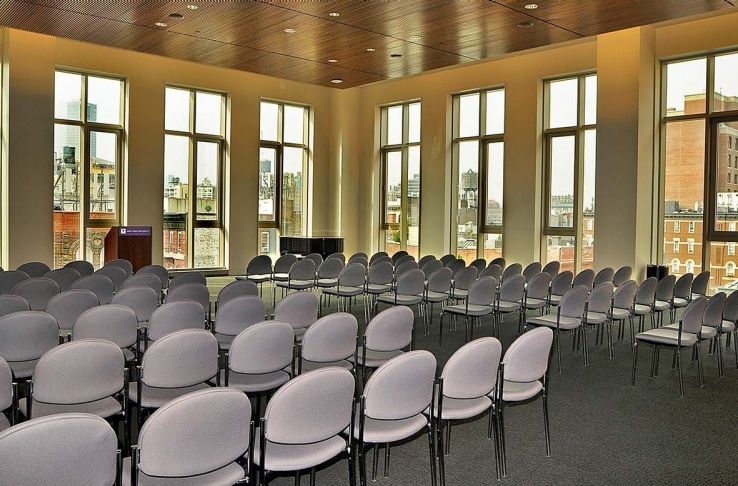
[
  {"left": 451, "top": 88, "right": 504, "bottom": 264},
  {"left": 163, "top": 87, "right": 225, "bottom": 269},
  {"left": 258, "top": 100, "right": 311, "bottom": 259},
  {"left": 686, "top": 259, "right": 696, "bottom": 273},
  {"left": 687, "top": 238, "right": 695, "bottom": 253},
  {"left": 727, "top": 261, "right": 736, "bottom": 276},
  {"left": 380, "top": 101, "right": 421, "bottom": 258},
  {"left": 688, "top": 221, "right": 695, "bottom": 233},
  {"left": 673, "top": 238, "right": 680, "bottom": 253},
  {"left": 543, "top": 74, "right": 597, "bottom": 273},
  {"left": 671, "top": 259, "right": 680, "bottom": 273},
  {"left": 54, "top": 71, "right": 124, "bottom": 269},
  {"left": 729, "top": 242, "right": 736, "bottom": 256},
  {"left": 674, "top": 221, "right": 680, "bottom": 233}
]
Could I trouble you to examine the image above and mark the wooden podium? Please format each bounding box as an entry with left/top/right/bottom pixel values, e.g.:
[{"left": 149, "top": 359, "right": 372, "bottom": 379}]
[{"left": 104, "top": 226, "right": 152, "bottom": 273}]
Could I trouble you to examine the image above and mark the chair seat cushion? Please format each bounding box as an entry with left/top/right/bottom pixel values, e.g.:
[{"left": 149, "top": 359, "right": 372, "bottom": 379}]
[
  {"left": 610, "top": 308, "right": 631, "bottom": 321},
  {"left": 662, "top": 324, "right": 718, "bottom": 339},
  {"left": 672, "top": 297, "right": 689, "bottom": 308},
  {"left": 585, "top": 311, "right": 607, "bottom": 325},
  {"left": 366, "top": 284, "right": 391, "bottom": 295},
  {"left": 317, "top": 278, "right": 338, "bottom": 288},
  {"left": 548, "top": 295, "right": 563, "bottom": 305},
  {"left": 426, "top": 396, "right": 491, "bottom": 421},
  {"left": 527, "top": 314, "right": 580, "bottom": 330},
  {"left": 224, "top": 370, "right": 291, "bottom": 393},
  {"left": 633, "top": 304, "right": 652, "bottom": 315},
  {"left": 443, "top": 304, "right": 493, "bottom": 317},
  {"left": 237, "top": 274, "right": 270, "bottom": 284},
  {"left": 497, "top": 380, "right": 543, "bottom": 402},
  {"left": 20, "top": 396, "right": 122, "bottom": 419},
  {"left": 424, "top": 291, "right": 449, "bottom": 303},
  {"left": 252, "top": 432, "right": 347, "bottom": 471},
  {"left": 525, "top": 298, "right": 547, "bottom": 310},
  {"left": 496, "top": 301, "right": 520, "bottom": 313},
  {"left": 299, "top": 359, "right": 353, "bottom": 373},
  {"left": 123, "top": 458, "right": 244, "bottom": 486},
  {"left": 272, "top": 273, "right": 289, "bottom": 282},
  {"left": 353, "top": 409, "right": 427, "bottom": 444},
  {"left": 450, "top": 289, "right": 468, "bottom": 300},
  {"left": 377, "top": 294, "right": 422, "bottom": 306},
  {"left": 276, "top": 281, "right": 314, "bottom": 290},
  {"left": 635, "top": 328, "right": 697, "bottom": 346},
  {"left": 323, "top": 286, "right": 363, "bottom": 297},
  {"left": 129, "top": 382, "right": 211, "bottom": 408},
  {"left": 7, "top": 359, "right": 37, "bottom": 379},
  {"left": 654, "top": 301, "right": 671, "bottom": 312},
  {"left": 721, "top": 320, "right": 737, "bottom": 332},
  {"left": 349, "top": 348, "right": 404, "bottom": 368}
]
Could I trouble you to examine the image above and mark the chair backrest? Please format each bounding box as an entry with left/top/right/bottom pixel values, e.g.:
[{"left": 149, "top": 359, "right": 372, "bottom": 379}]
[
  {"left": 453, "top": 266, "right": 478, "bottom": 291},
  {"left": 369, "top": 251, "right": 388, "bottom": 263},
  {"left": 73, "top": 304, "right": 138, "bottom": 349},
  {"left": 522, "top": 262, "right": 542, "bottom": 282},
  {"left": 395, "top": 260, "right": 419, "bottom": 279},
  {"left": 446, "top": 259, "right": 466, "bottom": 277},
  {"left": 166, "top": 282, "right": 210, "bottom": 314},
  {"left": 559, "top": 285, "right": 589, "bottom": 319},
  {"left": 265, "top": 367, "right": 355, "bottom": 445},
  {"left": 364, "top": 350, "right": 436, "bottom": 420},
  {"left": 44, "top": 268, "right": 81, "bottom": 292},
  {"left": 338, "top": 263, "right": 366, "bottom": 288},
  {"left": 371, "top": 255, "right": 393, "bottom": 267},
  {"left": 417, "top": 255, "right": 436, "bottom": 268},
  {"left": 391, "top": 250, "right": 409, "bottom": 264},
  {"left": 273, "top": 291, "right": 319, "bottom": 331},
  {"left": 723, "top": 289, "right": 738, "bottom": 323},
  {"left": 301, "top": 312, "right": 358, "bottom": 364},
  {"left": 32, "top": 339, "right": 124, "bottom": 406},
  {"left": 680, "top": 297, "right": 708, "bottom": 334},
  {"left": 541, "top": 261, "right": 560, "bottom": 278},
  {"left": 273, "top": 254, "right": 298, "bottom": 273},
  {"left": 141, "top": 329, "right": 218, "bottom": 388},
  {"left": 0, "top": 294, "right": 30, "bottom": 318},
  {"left": 111, "top": 285, "right": 159, "bottom": 323},
  {"left": 350, "top": 257, "right": 369, "bottom": 269},
  {"left": 655, "top": 274, "right": 677, "bottom": 302},
  {"left": 395, "top": 254, "right": 415, "bottom": 268},
  {"left": 228, "top": 321, "right": 294, "bottom": 374},
  {"left": 703, "top": 292, "right": 726, "bottom": 329},
  {"left": 63, "top": 260, "right": 95, "bottom": 277},
  {"left": 70, "top": 275, "right": 115, "bottom": 305},
  {"left": 421, "top": 259, "right": 442, "bottom": 279},
  {"left": 551, "top": 271, "right": 573, "bottom": 297},
  {"left": 439, "top": 254, "right": 456, "bottom": 266},
  {"left": 489, "top": 257, "right": 506, "bottom": 269},
  {"left": 0, "top": 311, "right": 59, "bottom": 364},
  {"left": 499, "top": 274, "right": 525, "bottom": 303},
  {"left": 365, "top": 306, "right": 414, "bottom": 352},
  {"left": 11, "top": 278, "right": 60, "bottom": 311},
  {"left": 121, "top": 273, "right": 163, "bottom": 301},
  {"left": 304, "top": 253, "right": 324, "bottom": 269},
  {"left": 137, "top": 264, "right": 170, "bottom": 289},
  {"left": 213, "top": 296, "right": 266, "bottom": 336},
  {"left": 396, "top": 268, "right": 425, "bottom": 296},
  {"left": 480, "top": 263, "right": 502, "bottom": 281},
  {"left": 612, "top": 280, "right": 637, "bottom": 310},
  {"left": 104, "top": 258, "right": 133, "bottom": 278},
  {"left": 468, "top": 276, "right": 497, "bottom": 306},
  {"left": 441, "top": 337, "right": 501, "bottom": 399},
  {"left": 44, "top": 289, "right": 99, "bottom": 332},
  {"left": 502, "top": 327, "right": 553, "bottom": 383},
  {"left": 289, "top": 258, "right": 316, "bottom": 281},
  {"left": 572, "top": 269, "right": 595, "bottom": 290},
  {"left": 587, "top": 282, "right": 614, "bottom": 314},
  {"left": 469, "top": 258, "right": 487, "bottom": 275},
  {"left": 328, "top": 252, "right": 346, "bottom": 264},
  {"left": 317, "top": 258, "right": 344, "bottom": 279},
  {"left": 502, "top": 262, "right": 522, "bottom": 281},
  {"left": 526, "top": 272, "right": 551, "bottom": 301},
  {"left": 147, "top": 301, "right": 206, "bottom": 341},
  {"left": 593, "top": 267, "right": 615, "bottom": 287},
  {"left": 16, "top": 261, "right": 51, "bottom": 278},
  {"left": 674, "top": 273, "right": 694, "bottom": 299},
  {"left": 368, "top": 261, "right": 394, "bottom": 285},
  {"left": 427, "top": 267, "right": 452, "bottom": 294},
  {"left": 0, "top": 413, "right": 118, "bottom": 486},
  {"left": 93, "top": 265, "right": 127, "bottom": 292},
  {"left": 612, "top": 265, "right": 633, "bottom": 287},
  {"left": 692, "top": 271, "right": 710, "bottom": 297},
  {"left": 169, "top": 271, "right": 207, "bottom": 290},
  {"left": 635, "top": 277, "right": 658, "bottom": 306},
  {"left": 217, "top": 280, "right": 258, "bottom": 306},
  {"left": 0, "top": 270, "right": 30, "bottom": 294},
  {"left": 137, "top": 388, "right": 251, "bottom": 479},
  {"left": 350, "top": 252, "right": 369, "bottom": 262},
  {"left": 246, "top": 255, "right": 272, "bottom": 276},
  {"left": 0, "top": 357, "right": 12, "bottom": 412}
]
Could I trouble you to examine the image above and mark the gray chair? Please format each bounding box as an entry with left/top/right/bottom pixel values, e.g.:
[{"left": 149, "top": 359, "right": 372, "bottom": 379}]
[
  {"left": 572, "top": 268, "right": 595, "bottom": 290},
  {"left": 144, "top": 300, "right": 206, "bottom": 344},
  {"left": 44, "top": 267, "right": 81, "bottom": 291},
  {"left": 593, "top": 267, "right": 615, "bottom": 287},
  {"left": 633, "top": 277, "right": 658, "bottom": 333},
  {"left": 0, "top": 311, "right": 59, "bottom": 380},
  {"left": 394, "top": 260, "right": 419, "bottom": 282},
  {"left": 0, "top": 413, "right": 121, "bottom": 486},
  {"left": 121, "top": 273, "right": 163, "bottom": 302},
  {"left": 395, "top": 254, "right": 416, "bottom": 269},
  {"left": 391, "top": 250, "right": 409, "bottom": 265},
  {"left": 633, "top": 297, "right": 708, "bottom": 397},
  {"left": 255, "top": 367, "right": 355, "bottom": 486},
  {"left": 275, "top": 259, "right": 316, "bottom": 303},
  {"left": 495, "top": 327, "right": 554, "bottom": 478},
  {"left": 356, "top": 351, "right": 437, "bottom": 486},
  {"left": 369, "top": 252, "right": 388, "bottom": 265},
  {"left": 481, "top": 263, "right": 502, "bottom": 282},
  {"left": 664, "top": 292, "right": 723, "bottom": 377},
  {"left": 439, "top": 254, "right": 456, "bottom": 266},
  {"left": 0, "top": 294, "right": 30, "bottom": 318},
  {"left": 212, "top": 295, "right": 266, "bottom": 350},
  {"left": 371, "top": 255, "right": 393, "bottom": 267},
  {"left": 16, "top": 261, "right": 51, "bottom": 278},
  {"left": 328, "top": 252, "right": 347, "bottom": 263},
  {"left": 273, "top": 291, "right": 319, "bottom": 342},
  {"left": 494, "top": 274, "right": 526, "bottom": 332},
  {"left": 364, "top": 261, "right": 393, "bottom": 321},
  {"left": 136, "top": 264, "right": 170, "bottom": 290},
  {"left": 541, "top": 261, "right": 560, "bottom": 278},
  {"left": 168, "top": 271, "right": 207, "bottom": 290},
  {"left": 105, "top": 259, "right": 133, "bottom": 278},
  {"left": 526, "top": 285, "right": 589, "bottom": 372},
  {"left": 350, "top": 256, "right": 369, "bottom": 270},
  {"left": 73, "top": 305, "right": 138, "bottom": 362},
  {"left": 64, "top": 260, "right": 95, "bottom": 277},
  {"left": 111, "top": 286, "right": 159, "bottom": 324},
  {"left": 125, "top": 388, "right": 252, "bottom": 486},
  {"left": 446, "top": 259, "right": 466, "bottom": 278},
  {"left": 297, "top": 312, "right": 358, "bottom": 374},
  {"left": 44, "top": 289, "right": 99, "bottom": 335},
  {"left": 376, "top": 268, "right": 424, "bottom": 324},
  {"left": 523, "top": 272, "right": 552, "bottom": 324},
  {"left": 522, "top": 262, "right": 542, "bottom": 282},
  {"left": 271, "top": 254, "right": 299, "bottom": 305},
  {"left": 719, "top": 290, "right": 738, "bottom": 369},
  {"left": 216, "top": 279, "right": 259, "bottom": 314},
  {"left": 469, "top": 258, "right": 487, "bottom": 275},
  {"left": 654, "top": 274, "right": 677, "bottom": 327},
  {"left": 548, "top": 271, "right": 573, "bottom": 310},
  {"left": 0, "top": 270, "right": 30, "bottom": 294},
  {"left": 94, "top": 265, "right": 128, "bottom": 292},
  {"left": 583, "top": 282, "right": 615, "bottom": 362},
  {"left": 304, "top": 252, "right": 324, "bottom": 270},
  {"left": 11, "top": 277, "right": 60, "bottom": 311},
  {"left": 501, "top": 262, "right": 522, "bottom": 282},
  {"left": 417, "top": 255, "right": 437, "bottom": 269},
  {"left": 449, "top": 266, "right": 478, "bottom": 302},
  {"left": 612, "top": 265, "right": 633, "bottom": 287},
  {"left": 166, "top": 282, "right": 212, "bottom": 324},
  {"left": 421, "top": 259, "right": 443, "bottom": 279},
  {"left": 322, "top": 263, "right": 366, "bottom": 314},
  {"left": 608, "top": 279, "right": 637, "bottom": 348},
  {"left": 351, "top": 252, "right": 369, "bottom": 262},
  {"left": 421, "top": 267, "right": 452, "bottom": 333},
  {"left": 672, "top": 272, "right": 694, "bottom": 320},
  {"left": 315, "top": 257, "right": 344, "bottom": 296},
  {"left": 691, "top": 271, "right": 710, "bottom": 299},
  {"left": 489, "top": 257, "right": 506, "bottom": 269},
  {"left": 71, "top": 274, "right": 115, "bottom": 305},
  {"left": 238, "top": 255, "right": 272, "bottom": 298},
  {"left": 440, "top": 276, "right": 497, "bottom": 347},
  {"left": 0, "top": 357, "right": 16, "bottom": 431}
]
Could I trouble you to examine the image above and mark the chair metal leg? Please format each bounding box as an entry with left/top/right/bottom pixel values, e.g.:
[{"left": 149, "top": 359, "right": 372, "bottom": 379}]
[
  {"left": 427, "top": 424, "right": 438, "bottom": 486},
  {"left": 542, "top": 386, "right": 551, "bottom": 457},
  {"left": 696, "top": 343, "right": 704, "bottom": 387},
  {"left": 310, "top": 467, "right": 316, "bottom": 486},
  {"left": 348, "top": 442, "right": 356, "bottom": 486},
  {"left": 499, "top": 405, "right": 507, "bottom": 477},
  {"left": 631, "top": 341, "right": 638, "bottom": 386},
  {"left": 359, "top": 440, "right": 367, "bottom": 486},
  {"left": 556, "top": 330, "right": 562, "bottom": 373},
  {"left": 384, "top": 443, "right": 390, "bottom": 477},
  {"left": 677, "top": 347, "right": 685, "bottom": 397},
  {"left": 444, "top": 421, "right": 451, "bottom": 456},
  {"left": 295, "top": 470, "right": 301, "bottom": 486},
  {"left": 371, "top": 444, "right": 379, "bottom": 481},
  {"left": 582, "top": 324, "right": 590, "bottom": 366}
]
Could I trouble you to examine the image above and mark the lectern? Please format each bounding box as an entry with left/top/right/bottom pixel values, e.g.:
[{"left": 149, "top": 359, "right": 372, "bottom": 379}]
[{"left": 104, "top": 226, "right": 152, "bottom": 272}]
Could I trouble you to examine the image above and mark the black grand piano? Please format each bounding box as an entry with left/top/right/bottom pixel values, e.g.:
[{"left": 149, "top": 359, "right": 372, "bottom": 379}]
[{"left": 279, "top": 236, "right": 344, "bottom": 260}]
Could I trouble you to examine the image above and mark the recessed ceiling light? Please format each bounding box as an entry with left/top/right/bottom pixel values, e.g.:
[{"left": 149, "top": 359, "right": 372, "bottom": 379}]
[
  {"left": 366, "top": 48, "right": 376, "bottom": 52},
  {"left": 390, "top": 53, "right": 403, "bottom": 58},
  {"left": 517, "top": 21, "right": 534, "bottom": 27},
  {"left": 169, "top": 12, "right": 184, "bottom": 19},
  {"left": 331, "top": 79, "right": 343, "bottom": 84},
  {"left": 195, "top": 30, "right": 201, "bottom": 34},
  {"left": 524, "top": 3, "right": 538, "bottom": 9},
  {"left": 284, "top": 28, "right": 296, "bottom": 33},
  {"left": 328, "top": 59, "right": 338, "bottom": 63},
  {"left": 409, "top": 35, "right": 422, "bottom": 40},
  {"left": 329, "top": 12, "right": 340, "bottom": 17},
  {"left": 155, "top": 22, "right": 168, "bottom": 27},
  {"left": 186, "top": 4, "right": 199, "bottom": 10}
]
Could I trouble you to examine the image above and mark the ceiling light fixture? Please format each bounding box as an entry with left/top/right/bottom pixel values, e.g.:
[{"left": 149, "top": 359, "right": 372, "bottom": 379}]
[
  {"left": 366, "top": 48, "right": 376, "bottom": 52},
  {"left": 517, "top": 21, "right": 534, "bottom": 27},
  {"left": 524, "top": 3, "right": 538, "bottom": 9},
  {"left": 390, "top": 53, "right": 403, "bottom": 58},
  {"left": 331, "top": 79, "right": 343, "bottom": 84},
  {"left": 155, "top": 22, "right": 168, "bottom": 27},
  {"left": 186, "top": 4, "right": 199, "bottom": 9},
  {"left": 169, "top": 13, "right": 184, "bottom": 19},
  {"left": 328, "top": 59, "right": 338, "bottom": 63},
  {"left": 409, "top": 35, "right": 422, "bottom": 40},
  {"left": 329, "top": 12, "right": 340, "bottom": 17},
  {"left": 284, "top": 28, "right": 296, "bottom": 33}
]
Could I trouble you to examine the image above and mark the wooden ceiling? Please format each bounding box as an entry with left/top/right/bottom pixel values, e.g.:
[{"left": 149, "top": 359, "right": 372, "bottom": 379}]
[{"left": 0, "top": 0, "right": 734, "bottom": 88}]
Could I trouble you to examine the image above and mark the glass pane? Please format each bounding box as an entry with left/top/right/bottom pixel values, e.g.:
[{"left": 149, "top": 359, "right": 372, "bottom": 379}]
[
  {"left": 582, "top": 129, "right": 596, "bottom": 271},
  {"left": 457, "top": 141, "right": 479, "bottom": 261},
  {"left": 548, "top": 135, "right": 575, "bottom": 228},
  {"left": 458, "top": 93, "right": 480, "bottom": 138},
  {"left": 55, "top": 72, "right": 83, "bottom": 121},
  {"left": 407, "top": 146, "right": 420, "bottom": 259},
  {"left": 283, "top": 105, "right": 305, "bottom": 144},
  {"left": 165, "top": 87, "right": 191, "bottom": 132},
  {"left": 260, "top": 102, "right": 279, "bottom": 141},
  {"left": 548, "top": 78, "right": 578, "bottom": 129},
  {"left": 259, "top": 228, "right": 278, "bottom": 260},
  {"left": 584, "top": 75, "right": 597, "bottom": 125},
  {"left": 87, "top": 76, "right": 122, "bottom": 125},
  {"left": 282, "top": 147, "right": 304, "bottom": 236},
  {"left": 384, "top": 151, "right": 402, "bottom": 224},
  {"left": 485, "top": 142, "right": 503, "bottom": 226},
  {"left": 714, "top": 53, "right": 738, "bottom": 112},
  {"left": 195, "top": 92, "right": 223, "bottom": 136},
  {"left": 194, "top": 227, "right": 221, "bottom": 268},
  {"left": 483, "top": 233, "right": 502, "bottom": 263},
  {"left": 384, "top": 229, "right": 401, "bottom": 255},
  {"left": 53, "top": 124, "right": 81, "bottom": 269},
  {"left": 163, "top": 134, "right": 190, "bottom": 269},
  {"left": 196, "top": 141, "right": 219, "bottom": 221},
  {"left": 485, "top": 89, "right": 505, "bottom": 135},
  {"left": 665, "top": 58, "right": 706, "bottom": 116},
  {"left": 546, "top": 236, "right": 576, "bottom": 274},
  {"left": 408, "top": 103, "right": 421, "bottom": 144},
  {"left": 710, "top": 241, "right": 738, "bottom": 294},
  {"left": 89, "top": 131, "right": 118, "bottom": 219},
  {"left": 386, "top": 105, "right": 403, "bottom": 145},
  {"left": 259, "top": 147, "right": 277, "bottom": 222},
  {"left": 86, "top": 227, "right": 110, "bottom": 270},
  {"left": 715, "top": 121, "right": 738, "bottom": 231}
]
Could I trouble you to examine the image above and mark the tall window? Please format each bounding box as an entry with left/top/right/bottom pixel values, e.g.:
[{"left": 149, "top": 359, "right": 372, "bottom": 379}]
[
  {"left": 380, "top": 102, "right": 421, "bottom": 258},
  {"left": 660, "top": 51, "right": 738, "bottom": 291},
  {"left": 451, "top": 89, "right": 505, "bottom": 264},
  {"left": 54, "top": 71, "right": 124, "bottom": 269},
  {"left": 163, "top": 87, "right": 225, "bottom": 269},
  {"left": 542, "top": 74, "right": 597, "bottom": 272},
  {"left": 258, "top": 101, "right": 311, "bottom": 259}
]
